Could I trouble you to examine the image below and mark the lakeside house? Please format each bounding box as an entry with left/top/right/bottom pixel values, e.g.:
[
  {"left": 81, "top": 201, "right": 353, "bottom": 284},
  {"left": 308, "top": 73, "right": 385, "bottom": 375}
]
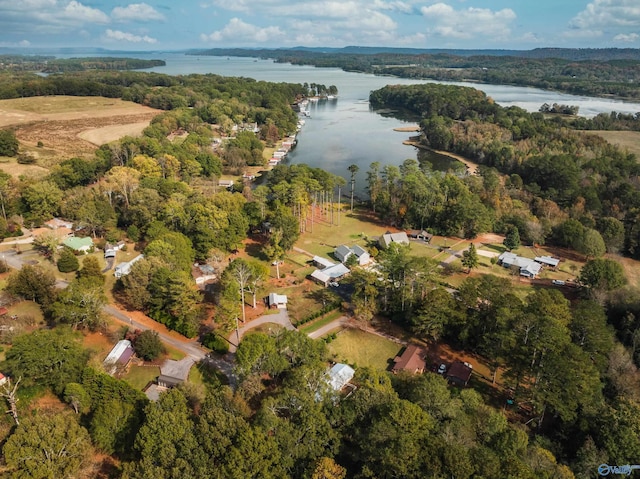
[
  {"left": 63, "top": 236, "right": 93, "bottom": 253},
  {"left": 392, "top": 344, "right": 427, "bottom": 374},
  {"left": 378, "top": 232, "right": 410, "bottom": 249},
  {"left": 114, "top": 254, "right": 144, "bottom": 278},
  {"left": 498, "top": 252, "right": 542, "bottom": 278}
]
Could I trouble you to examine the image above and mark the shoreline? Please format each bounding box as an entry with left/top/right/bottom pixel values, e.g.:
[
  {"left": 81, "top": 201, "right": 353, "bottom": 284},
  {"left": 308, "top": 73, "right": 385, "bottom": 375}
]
[{"left": 403, "top": 139, "right": 480, "bottom": 175}]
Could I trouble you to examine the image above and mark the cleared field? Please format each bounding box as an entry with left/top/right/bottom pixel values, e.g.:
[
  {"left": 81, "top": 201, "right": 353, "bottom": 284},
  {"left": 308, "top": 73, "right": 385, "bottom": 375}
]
[
  {"left": 0, "top": 157, "right": 49, "bottom": 178},
  {"left": 0, "top": 96, "right": 161, "bottom": 160},
  {"left": 328, "top": 328, "right": 402, "bottom": 370},
  {"left": 588, "top": 130, "right": 640, "bottom": 158}
]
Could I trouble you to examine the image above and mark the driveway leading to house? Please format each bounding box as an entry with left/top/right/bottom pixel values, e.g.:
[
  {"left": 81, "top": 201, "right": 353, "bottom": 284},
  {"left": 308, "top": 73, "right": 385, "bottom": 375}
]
[{"left": 227, "top": 307, "right": 295, "bottom": 353}]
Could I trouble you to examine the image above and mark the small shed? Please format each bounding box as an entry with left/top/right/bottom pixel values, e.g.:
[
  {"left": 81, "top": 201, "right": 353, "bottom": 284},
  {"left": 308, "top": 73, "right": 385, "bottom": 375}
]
[
  {"left": 267, "top": 292, "right": 288, "bottom": 309},
  {"left": 158, "top": 358, "right": 194, "bottom": 388},
  {"left": 446, "top": 361, "right": 473, "bottom": 387},
  {"left": 328, "top": 363, "right": 355, "bottom": 391},
  {"left": 45, "top": 218, "right": 73, "bottom": 230},
  {"left": 63, "top": 236, "right": 93, "bottom": 253},
  {"left": 392, "top": 344, "right": 427, "bottom": 374},
  {"left": 407, "top": 230, "right": 433, "bottom": 242},
  {"left": 103, "top": 340, "right": 135, "bottom": 368}
]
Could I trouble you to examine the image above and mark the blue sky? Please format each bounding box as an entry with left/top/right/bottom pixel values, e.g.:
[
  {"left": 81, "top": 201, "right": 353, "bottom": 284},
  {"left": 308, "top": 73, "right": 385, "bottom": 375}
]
[{"left": 0, "top": 0, "right": 639, "bottom": 51}]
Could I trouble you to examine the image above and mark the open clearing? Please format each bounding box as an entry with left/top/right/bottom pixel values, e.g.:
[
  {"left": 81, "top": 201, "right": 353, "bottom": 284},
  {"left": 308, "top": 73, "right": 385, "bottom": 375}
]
[
  {"left": 0, "top": 96, "right": 161, "bottom": 159},
  {"left": 328, "top": 328, "right": 402, "bottom": 370},
  {"left": 587, "top": 130, "right": 640, "bottom": 158}
]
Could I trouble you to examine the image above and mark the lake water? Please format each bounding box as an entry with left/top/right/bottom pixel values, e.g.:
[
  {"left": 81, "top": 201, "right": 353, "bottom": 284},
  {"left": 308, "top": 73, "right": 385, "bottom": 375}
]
[{"left": 60, "top": 52, "right": 640, "bottom": 190}]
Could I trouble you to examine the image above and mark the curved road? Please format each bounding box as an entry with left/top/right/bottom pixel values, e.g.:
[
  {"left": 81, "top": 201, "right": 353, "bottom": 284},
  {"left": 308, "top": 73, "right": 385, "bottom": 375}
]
[{"left": 227, "top": 308, "right": 295, "bottom": 353}]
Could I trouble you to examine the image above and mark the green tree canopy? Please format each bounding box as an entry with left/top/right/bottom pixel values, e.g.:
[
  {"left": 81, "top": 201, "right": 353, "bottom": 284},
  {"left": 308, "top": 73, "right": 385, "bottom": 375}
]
[
  {"left": 3, "top": 413, "right": 92, "bottom": 479},
  {"left": 579, "top": 258, "right": 627, "bottom": 292}
]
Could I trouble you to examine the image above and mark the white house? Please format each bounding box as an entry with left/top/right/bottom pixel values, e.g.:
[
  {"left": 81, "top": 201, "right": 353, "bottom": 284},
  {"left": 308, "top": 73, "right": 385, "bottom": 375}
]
[
  {"left": 334, "top": 245, "right": 370, "bottom": 265},
  {"left": 104, "top": 340, "right": 135, "bottom": 369},
  {"left": 310, "top": 263, "right": 350, "bottom": 287},
  {"left": 114, "top": 254, "right": 144, "bottom": 278},
  {"left": 378, "top": 232, "right": 410, "bottom": 249},
  {"left": 267, "top": 292, "right": 288, "bottom": 309},
  {"left": 328, "top": 363, "right": 355, "bottom": 391}
]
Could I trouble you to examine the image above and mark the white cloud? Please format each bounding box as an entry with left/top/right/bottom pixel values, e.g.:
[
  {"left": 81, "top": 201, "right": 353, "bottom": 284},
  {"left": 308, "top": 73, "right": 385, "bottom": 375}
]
[
  {"left": 201, "top": 18, "right": 286, "bottom": 44},
  {"left": 104, "top": 28, "right": 157, "bottom": 43},
  {"left": 62, "top": 1, "right": 109, "bottom": 23},
  {"left": 420, "top": 3, "right": 516, "bottom": 40},
  {"left": 570, "top": 0, "right": 640, "bottom": 29},
  {"left": 561, "top": 28, "right": 603, "bottom": 39},
  {"left": 614, "top": 32, "right": 639, "bottom": 41},
  {"left": 19, "top": 39, "right": 31, "bottom": 46},
  {"left": 112, "top": 3, "right": 165, "bottom": 22}
]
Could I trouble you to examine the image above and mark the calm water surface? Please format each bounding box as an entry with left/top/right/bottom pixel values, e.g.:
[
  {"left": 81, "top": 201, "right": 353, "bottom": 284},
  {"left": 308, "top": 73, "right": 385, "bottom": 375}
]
[{"left": 61, "top": 53, "right": 640, "bottom": 188}]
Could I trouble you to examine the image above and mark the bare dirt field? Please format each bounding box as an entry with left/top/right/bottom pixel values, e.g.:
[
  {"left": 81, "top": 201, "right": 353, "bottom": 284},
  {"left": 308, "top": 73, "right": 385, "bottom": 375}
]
[{"left": 0, "top": 96, "right": 161, "bottom": 159}]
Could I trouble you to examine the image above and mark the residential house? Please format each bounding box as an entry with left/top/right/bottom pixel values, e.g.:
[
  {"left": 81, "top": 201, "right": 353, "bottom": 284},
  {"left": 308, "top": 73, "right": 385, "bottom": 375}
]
[
  {"left": 328, "top": 363, "right": 355, "bottom": 391},
  {"left": 45, "top": 218, "right": 73, "bottom": 230},
  {"left": 103, "top": 339, "right": 135, "bottom": 372},
  {"left": 446, "top": 361, "right": 473, "bottom": 387},
  {"left": 378, "top": 232, "right": 410, "bottom": 249},
  {"left": 104, "top": 241, "right": 125, "bottom": 259},
  {"left": 310, "top": 263, "right": 350, "bottom": 287},
  {"left": 334, "top": 245, "right": 371, "bottom": 266},
  {"left": 0, "top": 372, "right": 7, "bottom": 386},
  {"left": 313, "top": 256, "right": 335, "bottom": 269},
  {"left": 114, "top": 254, "right": 144, "bottom": 278},
  {"left": 535, "top": 256, "right": 560, "bottom": 269},
  {"left": 391, "top": 344, "right": 427, "bottom": 374},
  {"left": 267, "top": 292, "right": 288, "bottom": 309},
  {"left": 63, "top": 236, "right": 93, "bottom": 253},
  {"left": 498, "top": 252, "right": 542, "bottom": 278},
  {"left": 158, "top": 358, "right": 194, "bottom": 388},
  {"left": 334, "top": 245, "right": 353, "bottom": 263}
]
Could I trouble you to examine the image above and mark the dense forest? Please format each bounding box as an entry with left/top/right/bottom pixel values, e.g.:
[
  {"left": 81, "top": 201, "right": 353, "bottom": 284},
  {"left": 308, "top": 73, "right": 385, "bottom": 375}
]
[
  {"left": 195, "top": 47, "right": 640, "bottom": 101},
  {"left": 1, "top": 69, "right": 640, "bottom": 477},
  {"left": 0, "top": 55, "right": 165, "bottom": 72}
]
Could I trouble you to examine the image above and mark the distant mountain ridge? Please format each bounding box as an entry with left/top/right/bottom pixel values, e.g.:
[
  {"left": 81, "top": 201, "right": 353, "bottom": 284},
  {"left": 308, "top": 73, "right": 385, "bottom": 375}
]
[{"left": 193, "top": 46, "right": 640, "bottom": 61}]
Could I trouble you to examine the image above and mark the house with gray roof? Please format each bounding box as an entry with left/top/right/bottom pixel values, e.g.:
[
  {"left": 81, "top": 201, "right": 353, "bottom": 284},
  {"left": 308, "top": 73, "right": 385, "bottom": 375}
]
[
  {"left": 498, "top": 252, "right": 542, "bottom": 278},
  {"left": 378, "top": 232, "right": 410, "bottom": 249},
  {"left": 158, "top": 358, "right": 194, "bottom": 388},
  {"left": 334, "top": 244, "right": 371, "bottom": 265}
]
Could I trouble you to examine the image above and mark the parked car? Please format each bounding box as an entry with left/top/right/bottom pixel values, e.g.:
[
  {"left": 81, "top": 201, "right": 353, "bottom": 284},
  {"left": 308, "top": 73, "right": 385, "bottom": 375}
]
[
  {"left": 437, "top": 363, "right": 447, "bottom": 375},
  {"left": 329, "top": 281, "right": 339, "bottom": 287},
  {"left": 551, "top": 279, "right": 566, "bottom": 286}
]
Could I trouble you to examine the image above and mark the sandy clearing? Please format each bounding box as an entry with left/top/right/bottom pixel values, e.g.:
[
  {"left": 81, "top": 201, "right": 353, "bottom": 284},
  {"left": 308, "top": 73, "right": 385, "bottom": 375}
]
[
  {"left": 78, "top": 121, "right": 151, "bottom": 146},
  {"left": 0, "top": 108, "right": 43, "bottom": 127},
  {"left": 0, "top": 159, "right": 49, "bottom": 178}
]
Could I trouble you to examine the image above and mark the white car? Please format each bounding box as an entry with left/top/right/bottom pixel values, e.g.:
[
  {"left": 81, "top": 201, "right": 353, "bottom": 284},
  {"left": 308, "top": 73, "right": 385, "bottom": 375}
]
[
  {"left": 437, "top": 364, "right": 447, "bottom": 375},
  {"left": 329, "top": 281, "right": 339, "bottom": 287},
  {"left": 551, "top": 279, "right": 566, "bottom": 286}
]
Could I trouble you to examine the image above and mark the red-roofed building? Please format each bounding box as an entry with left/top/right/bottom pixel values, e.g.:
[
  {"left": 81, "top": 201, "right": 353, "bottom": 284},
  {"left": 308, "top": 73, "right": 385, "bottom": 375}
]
[
  {"left": 392, "top": 344, "right": 427, "bottom": 374},
  {"left": 446, "top": 361, "right": 473, "bottom": 387}
]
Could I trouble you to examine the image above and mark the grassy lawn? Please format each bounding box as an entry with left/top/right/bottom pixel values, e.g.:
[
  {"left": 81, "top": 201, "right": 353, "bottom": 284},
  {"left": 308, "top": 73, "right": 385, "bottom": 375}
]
[
  {"left": 164, "top": 344, "right": 186, "bottom": 361},
  {"left": 298, "top": 310, "right": 343, "bottom": 335},
  {"left": 328, "top": 328, "right": 402, "bottom": 370},
  {"left": 123, "top": 365, "right": 159, "bottom": 391},
  {"left": 587, "top": 130, "right": 640, "bottom": 158},
  {"left": 7, "top": 300, "right": 44, "bottom": 324}
]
